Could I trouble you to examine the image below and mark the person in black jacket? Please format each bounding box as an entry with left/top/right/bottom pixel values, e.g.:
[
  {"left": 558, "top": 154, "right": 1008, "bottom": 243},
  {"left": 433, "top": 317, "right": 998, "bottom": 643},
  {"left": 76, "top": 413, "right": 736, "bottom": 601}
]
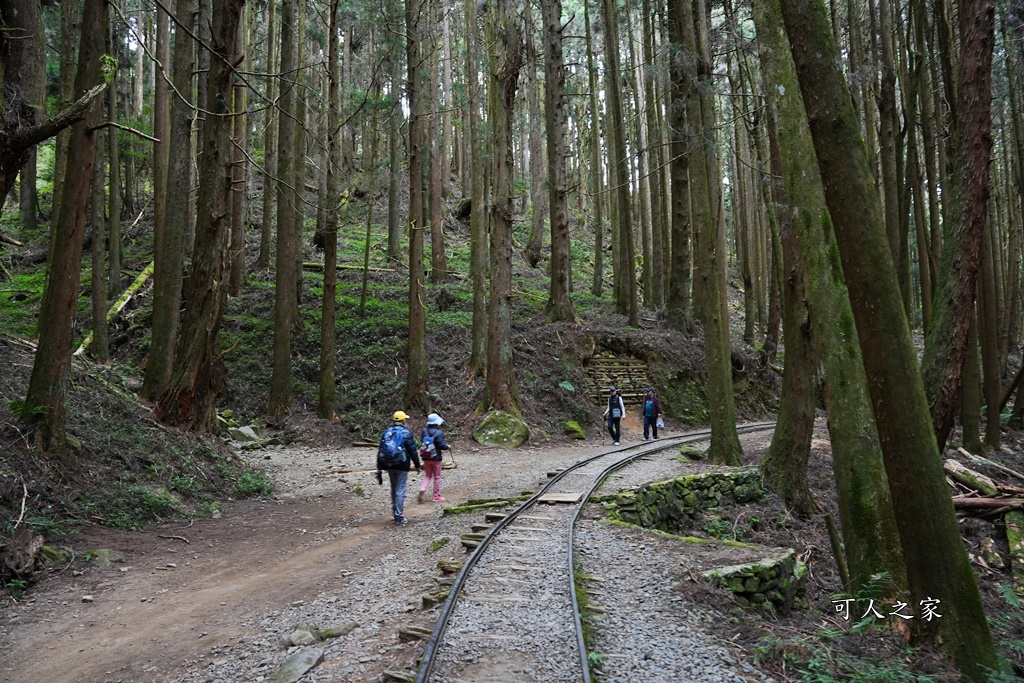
[
  {"left": 376, "top": 411, "right": 421, "bottom": 525},
  {"left": 417, "top": 413, "right": 451, "bottom": 503},
  {"left": 603, "top": 387, "right": 626, "bottom": 445}
]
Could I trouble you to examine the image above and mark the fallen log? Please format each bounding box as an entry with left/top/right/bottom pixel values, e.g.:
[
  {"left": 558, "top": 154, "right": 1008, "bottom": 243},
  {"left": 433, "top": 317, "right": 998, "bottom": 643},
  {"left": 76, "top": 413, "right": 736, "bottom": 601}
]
[
  {"left": 1006, "top": 511, "right": 1024, "bottom": 592},
  {"left": 951, "top": 496, "right": 1024, "bottom": 510},
  {"left": 958, "top": 447, "right": 1024, "bottom": 484},
  {"left": 75, "top": 261, "right": 155, "bottom": 356},
  {"left": 944, "top": 459, "right": 999, "bottom": 495},
  {"left": 0, "top": 232, "right": 24, "bottom": 247}
]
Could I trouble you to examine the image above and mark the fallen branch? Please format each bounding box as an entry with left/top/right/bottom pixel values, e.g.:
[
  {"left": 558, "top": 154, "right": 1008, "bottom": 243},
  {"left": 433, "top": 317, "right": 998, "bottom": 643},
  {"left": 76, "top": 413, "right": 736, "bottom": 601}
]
[
  {"left": 75, "top": 261, "right": 154, "bottom": 356},
  {"left": 0, "top": 232, "right": 24, "bottom": 247},
  {"left": 157, "top": 535, "right": 190, "bottom": 544},
  {"left": 13, "top": 480, "right": 28, "bottom": 529},
  {"left": 958, "top": 447, "right": 1024, "bottom": 484}
]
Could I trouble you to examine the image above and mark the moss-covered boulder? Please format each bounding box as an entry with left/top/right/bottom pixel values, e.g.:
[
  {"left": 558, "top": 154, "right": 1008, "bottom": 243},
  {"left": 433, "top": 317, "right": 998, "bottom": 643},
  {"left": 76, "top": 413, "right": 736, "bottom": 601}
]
[
  {"left": 565, "top": 421, "right": 586, "bottom": 439},
  {"left": 473, "top": 410, "right": 529, "bottom": 448}
]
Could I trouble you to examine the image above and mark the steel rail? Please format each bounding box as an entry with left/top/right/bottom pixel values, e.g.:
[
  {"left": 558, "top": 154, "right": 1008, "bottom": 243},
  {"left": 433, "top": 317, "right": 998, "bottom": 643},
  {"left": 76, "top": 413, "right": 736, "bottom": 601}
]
[
  {"left": 414, "top": 421, "right": 776, "bottom": 683},
  {"left": 567, "top": 421, "right": 776, "bottom": 683}
]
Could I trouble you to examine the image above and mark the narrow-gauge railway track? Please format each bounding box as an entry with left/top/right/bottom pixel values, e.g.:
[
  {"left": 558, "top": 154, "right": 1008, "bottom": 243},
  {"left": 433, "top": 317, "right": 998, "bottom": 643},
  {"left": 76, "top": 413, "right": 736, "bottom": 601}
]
[{"left": 415, "top": 422, "right": 776, "bottom": 683}]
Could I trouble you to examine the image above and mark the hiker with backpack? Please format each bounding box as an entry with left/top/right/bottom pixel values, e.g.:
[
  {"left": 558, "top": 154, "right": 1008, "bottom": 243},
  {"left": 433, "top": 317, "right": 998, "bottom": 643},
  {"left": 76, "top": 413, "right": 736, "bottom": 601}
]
[
  {"left": 376, "top": 411, "right": 421, "bottom": 526},
  {"left": 603, "top": 386, "right": 626, "bottom": 445},
  {"left": 417, "top": 413, "right": 451, "bottom": 503}
]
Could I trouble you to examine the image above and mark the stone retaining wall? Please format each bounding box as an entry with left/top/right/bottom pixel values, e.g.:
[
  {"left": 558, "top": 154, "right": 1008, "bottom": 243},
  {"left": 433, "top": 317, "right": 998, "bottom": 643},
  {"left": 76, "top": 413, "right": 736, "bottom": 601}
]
[
  {"left": 595, "top": 469, "right": 764, "bottom": 532},
  {"left": 702, "top": 548, "right": 807, "bottom": 612}
]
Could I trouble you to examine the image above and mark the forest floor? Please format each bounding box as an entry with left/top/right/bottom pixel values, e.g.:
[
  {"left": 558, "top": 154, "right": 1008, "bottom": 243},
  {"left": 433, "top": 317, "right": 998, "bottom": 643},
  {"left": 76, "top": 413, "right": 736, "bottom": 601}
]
[{"left": 4, "top": 417, "right": 1024, "bottom": 683}]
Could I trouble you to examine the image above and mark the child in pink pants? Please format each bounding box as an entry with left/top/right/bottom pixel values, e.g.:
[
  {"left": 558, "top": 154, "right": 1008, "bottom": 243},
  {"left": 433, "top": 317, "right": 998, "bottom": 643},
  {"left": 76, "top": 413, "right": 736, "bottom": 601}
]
[{"left": 417, "top": 413, "right": 450, "bottom": 502}]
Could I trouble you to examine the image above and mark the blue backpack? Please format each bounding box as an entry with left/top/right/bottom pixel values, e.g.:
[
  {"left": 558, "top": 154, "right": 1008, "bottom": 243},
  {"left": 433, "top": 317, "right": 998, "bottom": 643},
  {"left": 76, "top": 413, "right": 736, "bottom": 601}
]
[
  {"left": 380, "top": 426, "right": 407, "bottom": 467},
  {"left": 418, "top": 434, "right": 438, "bottom": 460}
]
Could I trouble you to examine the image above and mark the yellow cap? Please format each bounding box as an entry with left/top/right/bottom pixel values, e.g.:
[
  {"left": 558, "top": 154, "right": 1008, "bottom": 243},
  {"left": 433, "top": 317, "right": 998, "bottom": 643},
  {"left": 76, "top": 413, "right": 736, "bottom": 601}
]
[{"left": 393, "top": 410, "right": 409, "bottom": 421}]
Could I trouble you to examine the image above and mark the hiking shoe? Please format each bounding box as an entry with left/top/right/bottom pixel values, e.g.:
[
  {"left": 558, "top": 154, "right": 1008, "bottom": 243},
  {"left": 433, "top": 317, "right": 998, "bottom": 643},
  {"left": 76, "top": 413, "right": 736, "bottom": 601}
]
[
  {"left": 394, "top": 517, "right": 408, "bottom": 526},
  {"left": 642, "top": 437, "right": 649, "bottom": 441},
  {"left": 417, "top": 490, "right": 425, "bottom": 504},
  {"left": 433, "top": 495, "right": 446, "bottom": 502},
  {"left": 614, "top": 441, "right": 620, "bottom": 446}
]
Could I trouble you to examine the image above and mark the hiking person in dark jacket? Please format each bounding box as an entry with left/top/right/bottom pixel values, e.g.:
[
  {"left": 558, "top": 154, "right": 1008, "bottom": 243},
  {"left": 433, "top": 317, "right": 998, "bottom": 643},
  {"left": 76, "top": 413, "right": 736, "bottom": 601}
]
[
  {"left": 603, "top": 387, "right": 626, "bottom": 445},
  {"left": 376, "top": 411, "right": 421, "bottom": 525},
  {"left": 417, "top": 413, "right": 451, "bottom": 503},
  {"left": 642, "top": 387, "right": 663, "bottom": 440}
]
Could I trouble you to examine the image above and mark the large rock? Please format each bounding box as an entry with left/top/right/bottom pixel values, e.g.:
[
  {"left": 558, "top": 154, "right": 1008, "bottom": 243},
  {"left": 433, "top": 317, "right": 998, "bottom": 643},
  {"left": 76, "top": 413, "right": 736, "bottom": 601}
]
[
  {"left": 91, "top": 548, "right": 126, "bottom": 570},
  {"left": 228, "top": 425, "right": 260, "bottom": 442},
  {"left": 271, "top": 647, "right": 324, "bottom": 683},
  {"left": 564, "top": 421, "right": 586, "bottom": 440},
  {"left": 473, "top": 410, "right": 529, "bottom": 448},
  {"left": 287, "top": 623, "right": 321, "bottom": 646}
]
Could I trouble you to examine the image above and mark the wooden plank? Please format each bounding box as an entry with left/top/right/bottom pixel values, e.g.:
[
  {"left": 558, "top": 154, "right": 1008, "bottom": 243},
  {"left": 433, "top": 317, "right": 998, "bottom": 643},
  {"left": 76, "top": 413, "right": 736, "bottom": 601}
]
[{"left": 536, "top": 492, "right": 583, "bottom": 503}]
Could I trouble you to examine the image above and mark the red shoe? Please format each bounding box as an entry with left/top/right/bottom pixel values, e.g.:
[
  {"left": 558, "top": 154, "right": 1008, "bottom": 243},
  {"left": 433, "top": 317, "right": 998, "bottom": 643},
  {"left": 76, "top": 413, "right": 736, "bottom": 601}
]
[{"left": 433, "top": 495, "right": 445, "bottom": 502}]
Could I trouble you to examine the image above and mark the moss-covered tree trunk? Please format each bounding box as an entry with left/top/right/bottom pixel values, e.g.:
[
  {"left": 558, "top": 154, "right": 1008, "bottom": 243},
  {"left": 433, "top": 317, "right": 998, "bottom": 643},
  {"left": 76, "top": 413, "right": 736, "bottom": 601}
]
[
  {"left": 780, "top": 0, "right": 999, "bottom": 677},
  {"left": 753, "top": 0, "right": 904, "bottom": 596},
  {"left": 759, "top": 113, "right": 814, "bottom": 517},
  {"left": 685, "top": 0, "right": 741, "bottom": 465}
]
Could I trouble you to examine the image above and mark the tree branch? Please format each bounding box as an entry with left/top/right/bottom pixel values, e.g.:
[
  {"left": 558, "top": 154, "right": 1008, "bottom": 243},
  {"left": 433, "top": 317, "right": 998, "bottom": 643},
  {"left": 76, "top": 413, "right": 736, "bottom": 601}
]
[
  {"left": 10, "top": 83, "right": 107, "bottom": 151},
  {"left": 89, "top": 121, "right": 160, "bottom": 143}
]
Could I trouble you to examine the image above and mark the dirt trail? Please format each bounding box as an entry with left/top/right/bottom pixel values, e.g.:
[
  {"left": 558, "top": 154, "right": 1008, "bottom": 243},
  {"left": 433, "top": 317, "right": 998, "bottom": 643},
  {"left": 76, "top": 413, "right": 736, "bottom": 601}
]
[{"left": 0, "top": 440, "right": 599, "bottom": 683}]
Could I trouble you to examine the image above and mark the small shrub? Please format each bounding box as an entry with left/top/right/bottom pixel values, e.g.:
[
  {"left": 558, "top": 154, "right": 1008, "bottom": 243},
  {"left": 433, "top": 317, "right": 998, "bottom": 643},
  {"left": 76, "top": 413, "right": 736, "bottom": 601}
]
[{"left": 234, "top": 471, "right": 274, "bottom": 498}]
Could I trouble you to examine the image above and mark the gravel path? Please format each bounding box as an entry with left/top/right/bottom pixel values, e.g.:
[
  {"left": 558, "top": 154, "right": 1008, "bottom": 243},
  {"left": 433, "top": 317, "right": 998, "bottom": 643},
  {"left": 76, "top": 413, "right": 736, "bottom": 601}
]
[{"left": 158, "top": 428, "right": 775, "bottom": 683}]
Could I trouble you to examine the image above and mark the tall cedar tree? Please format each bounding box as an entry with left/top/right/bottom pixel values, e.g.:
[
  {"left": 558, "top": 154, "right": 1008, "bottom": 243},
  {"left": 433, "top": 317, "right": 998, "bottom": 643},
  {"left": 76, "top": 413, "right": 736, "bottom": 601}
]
[
  {"left": 665, "top": 0, "right": 693, "bottom": 332},
  {"left": 601, "top": 0, "right": 638, "bottom": 326},
  {"left": 318, "top": 0, "right": 342, "bottom": 419},
  {"left": 584, "top": 0, "right": 605, "bottom": 298},
  {"left": 404, "top": 0, "right": 430, "bottom": 412},
  {"left": 143, "top": 0, "right": 196, "bottom": 400},
  {"left": 920, "top": 0, "right": 998, "bottom": 452},
  {"left": 754, "top": 0, "right": 904, "bottom": 595},
  {"left": 684, "top": 0, "right": 742, "bottom": 464},
  {"left": 523, "top": 0, "right": 545, "bottom": 269},
  {"left": 0, "top": 0, "right": 46, "bottom": 209},
  {"left": 157, "top": 0, "right": 246, "bottom": 432},
  {"left": 467, "top": 0, "right": 488, "bottom": 378},
  {"left": 543, "top": 0, "right": 577, "bottom": 322},
  {"left": 21, "top": 0, "right": 107, "bottom": 454},
  {"left": 780, "top": 0, "right": 999, "bottom": 677},
  {"left": 267, "top": 0, "right": 300, "bottom": 421},
  {"left": 483, "top": 0, "right": 524, "bottom": 415}
]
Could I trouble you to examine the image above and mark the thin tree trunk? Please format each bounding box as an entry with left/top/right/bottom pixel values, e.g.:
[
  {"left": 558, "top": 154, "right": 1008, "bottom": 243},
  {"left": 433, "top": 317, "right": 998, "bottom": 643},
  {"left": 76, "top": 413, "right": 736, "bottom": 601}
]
[
  {"left": 51, "top": 0, "right": 80, "bottom": 229},
  {"left": 428, "top": 0, "right": 448, "bottom": 284},
  {"left": 89, "top": 143, "right": 109, "bottom": 363},
  {"left": 467, "top": 0, "right": 488, "bottom": 378},
  {"left": 962, "top": 310, "right": 984, "bottom": 453},
  {"left": 584, "top": 0, "right": 604, "bottom": 297},
  {"left": 318, "top": 0, "right": 341, "bottom": 420},
  {"left": 229, "top": 13, "right": 248, "bottom": 296},
  {"left": 267, "top": 0, "right": 299, "bottom": 420},
  {"left": 107, "top": 21, "right": 123, "bottom": 298},
  {"left": 523, "top": 0, "right": 545, "bottom": 269},
  {"left": 153, "top": 5, "right": 170, "bottom": 279},
  {"left": 979, "top": 216, "right": 1001, "bottom": 449},
  {"left": 642, "top": 0, "right": 665, "bottom": 309},
  {"left": 257, "top": 0, "right": 277, "bottom": 268}
]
